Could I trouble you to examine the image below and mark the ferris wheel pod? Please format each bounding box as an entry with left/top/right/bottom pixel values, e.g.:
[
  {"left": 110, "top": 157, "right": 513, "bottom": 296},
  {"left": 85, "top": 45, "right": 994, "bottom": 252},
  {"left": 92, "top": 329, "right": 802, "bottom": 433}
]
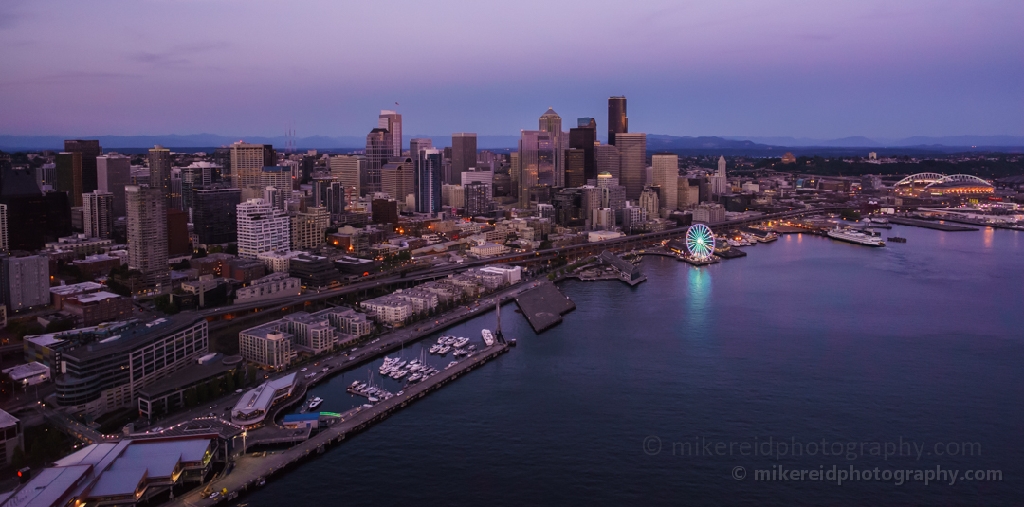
[{"left": 685, "top": 224, "right": 716, "bottom": 261}]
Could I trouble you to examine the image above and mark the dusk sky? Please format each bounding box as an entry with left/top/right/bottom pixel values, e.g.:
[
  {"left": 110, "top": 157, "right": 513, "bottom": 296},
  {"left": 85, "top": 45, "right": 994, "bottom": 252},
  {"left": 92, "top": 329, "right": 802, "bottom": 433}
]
[{"left": 2, "top": 0, "right": 1022, "bottom": 139}]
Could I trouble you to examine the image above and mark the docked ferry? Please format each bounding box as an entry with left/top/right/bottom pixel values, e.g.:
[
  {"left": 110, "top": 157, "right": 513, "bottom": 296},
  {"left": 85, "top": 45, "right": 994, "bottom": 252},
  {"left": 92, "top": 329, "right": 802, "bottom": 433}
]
[{"left": 827, "top": 226, "right": 885, "bottom": 247}]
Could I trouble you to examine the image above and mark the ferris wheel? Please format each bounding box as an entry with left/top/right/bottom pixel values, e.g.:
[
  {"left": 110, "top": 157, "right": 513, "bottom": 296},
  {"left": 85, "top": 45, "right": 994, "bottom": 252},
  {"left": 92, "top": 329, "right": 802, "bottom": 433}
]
[{"left": 685, "top": 224, "right": 715, "bottom": 261}]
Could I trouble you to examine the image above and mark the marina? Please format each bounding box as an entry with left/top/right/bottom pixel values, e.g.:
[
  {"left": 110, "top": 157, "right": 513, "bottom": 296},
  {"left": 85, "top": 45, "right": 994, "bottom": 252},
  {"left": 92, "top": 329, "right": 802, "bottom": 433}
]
[{"left": 167, "top": 341, "right": 511, "bottom": 507}]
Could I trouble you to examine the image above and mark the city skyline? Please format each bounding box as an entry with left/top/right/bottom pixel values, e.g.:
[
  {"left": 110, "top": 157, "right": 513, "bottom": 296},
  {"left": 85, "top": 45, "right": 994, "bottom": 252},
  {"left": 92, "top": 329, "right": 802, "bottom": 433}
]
[{"left": 1, "top": 1, "right": 1022, "bottom": 139}]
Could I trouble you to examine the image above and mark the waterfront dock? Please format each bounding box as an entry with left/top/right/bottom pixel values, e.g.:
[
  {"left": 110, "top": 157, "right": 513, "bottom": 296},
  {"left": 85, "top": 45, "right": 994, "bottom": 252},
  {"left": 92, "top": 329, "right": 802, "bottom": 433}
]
[
  {"left": 888, "top": 217, "right": 978, "bottom": 231},
  {"left": 515, "top": 283, "right": 576, "bottom": 333},
  {"left": 167, "top": 342, "right": 511, "bottom": 507}
]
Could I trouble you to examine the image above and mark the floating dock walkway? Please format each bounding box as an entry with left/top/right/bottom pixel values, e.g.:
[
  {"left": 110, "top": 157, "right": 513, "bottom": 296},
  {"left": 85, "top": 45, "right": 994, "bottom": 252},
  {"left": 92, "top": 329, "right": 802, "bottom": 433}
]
[{"left": 887, "top": 217, "right": 978, "bottom": 231}]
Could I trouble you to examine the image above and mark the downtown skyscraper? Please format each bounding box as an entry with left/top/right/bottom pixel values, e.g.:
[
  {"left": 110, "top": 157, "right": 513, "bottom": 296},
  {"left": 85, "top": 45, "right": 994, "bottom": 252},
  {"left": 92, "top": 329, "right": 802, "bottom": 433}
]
[
  {"left": 230, "top": 142, "right": 276, "bottom": 200},
  {"left": 451, "top": 133, "right": 477, "bottom": 185},
  {"left": 378, "top": 110, "right": 403, "bottom": 158},
  {"left": 416, "top": 149, "right": 442, "bottom": 214},
  {"left": 125, "top": 184, "right": 170, "bottom": 291},
  {"left": 569, "top": 117, "right": 597, "bottom": 184},
  {"left": 82, "top": 190, "right": 114, "bottom": 239},
  {"left": 236, "top": 198, "right": 290, "bottom": 259},
  {"left": 652, "top": 153, "right": 679, "bottom": 217},
  {"left": 538, "top": 108, "right": 565, "bottom": 188},
  {"left": 518, "top": 130, "right": 557, "bottom": 208},
  {"left": 616, "top": 133, "right": 647, "bottom": 200},
  {"left": 608, "top": 96, "right": 628, "bottom": 146},
  {"left": 148, "top": 145, "right": 173, "bottom": 209},
  {"left": 362, "top": 110, "right": 403, "bottom": 196}
]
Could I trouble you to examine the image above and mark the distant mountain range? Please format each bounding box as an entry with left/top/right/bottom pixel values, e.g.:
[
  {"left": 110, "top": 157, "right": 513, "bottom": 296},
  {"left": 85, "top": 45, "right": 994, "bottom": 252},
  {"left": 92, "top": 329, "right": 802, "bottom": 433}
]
[
  {"left": 721, "top": 135, "right": 1024, "bottom": 148},
  {"left": 1, "top": 134, "right": 1021, "bottom": 153},
  {"left": 0, "top": 134, "right": 521, "bottom": 152}
]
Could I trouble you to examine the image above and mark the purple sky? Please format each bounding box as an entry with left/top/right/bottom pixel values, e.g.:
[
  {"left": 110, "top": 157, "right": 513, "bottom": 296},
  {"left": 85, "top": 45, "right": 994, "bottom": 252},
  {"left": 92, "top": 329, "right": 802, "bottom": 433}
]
[{"left": 1, "top": 0, "right": 1022, "bottom": 139}]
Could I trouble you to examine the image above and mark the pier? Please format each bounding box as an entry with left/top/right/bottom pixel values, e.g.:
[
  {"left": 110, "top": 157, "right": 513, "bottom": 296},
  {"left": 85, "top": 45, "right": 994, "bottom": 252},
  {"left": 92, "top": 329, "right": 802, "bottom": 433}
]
[
  {"left": 166, "top": 342, "right": 510, "bottom": 507},
  {"left": 515, "top": 283, "right": 577, "bottom": 333},
  {"left": 887, "top": 216, "right": 978, "bottom": 231}
]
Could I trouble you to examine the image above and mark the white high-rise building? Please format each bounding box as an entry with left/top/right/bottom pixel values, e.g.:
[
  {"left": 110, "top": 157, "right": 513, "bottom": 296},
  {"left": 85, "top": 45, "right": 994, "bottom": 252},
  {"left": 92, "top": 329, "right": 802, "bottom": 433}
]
[
  {"left": 1, "top": 253, "right": 49, "bottom": 311},
  {"left": 236, "top": 198, "right": 290, "bottom": 259},
  {"left": 82, "top": 190, "right": 115, "bottom": 239},
  {"left": 125, "top": 185, "right": 169, "bottom": 291},
  {"left": 711, "top": 155, "right": 729, "bottom": 196},
  {"left": 652, "top": 154, "right": 678, "bottom": 217},
  {"left": 639, "top": 186, "right": 659, "bottom": 221}
]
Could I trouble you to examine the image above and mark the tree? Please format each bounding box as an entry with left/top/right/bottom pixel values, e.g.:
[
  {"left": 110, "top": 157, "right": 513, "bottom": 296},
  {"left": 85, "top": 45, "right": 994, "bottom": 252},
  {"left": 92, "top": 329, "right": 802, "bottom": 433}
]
[
  {"left": 9, "top": 445, "right": 25, "bottom": 469},
  {"left": 225, "top": 372, "right": 236, "bottom": 392},
  {"left": 45, "top": 319, "right": 76, "bottom": 333},
  {"left": 196, "top": 382, "right": 209, "bottom": 404},
  {"left": 184, "top": 387, "right": 198, "bottom": 407}
]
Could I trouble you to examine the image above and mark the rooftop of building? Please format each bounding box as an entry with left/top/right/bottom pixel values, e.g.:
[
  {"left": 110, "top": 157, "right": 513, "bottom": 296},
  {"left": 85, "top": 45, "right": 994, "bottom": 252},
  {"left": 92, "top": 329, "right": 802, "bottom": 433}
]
[
  {"left": 138, "top": 356, "right": 239, "bottom": 398},
  {"left": 0, "top": 407, "right": 19, "bottom": 428},
  {"left": 68, "top": 291, "right": 123, "bottom": 305},
  {"left": 231, "top": 373, "right": 297, "bottom": 422},
  {"left": 3, "top": 437, "right": 213, "bottom": 505},
  {"left": 2, "top": 361, "right": 49, "bottom": 381},
  {"left": 62, "top": 315, "right": 206, "bottom": 362},
  {"left": 248, "top": 272, "right": 295, "bottom": 285},
  {"left": 73, "top": 253, "right": 121, "bottom": 264},
  {"left": 50, "top": 282, "right": 105, "bottom": 296}
]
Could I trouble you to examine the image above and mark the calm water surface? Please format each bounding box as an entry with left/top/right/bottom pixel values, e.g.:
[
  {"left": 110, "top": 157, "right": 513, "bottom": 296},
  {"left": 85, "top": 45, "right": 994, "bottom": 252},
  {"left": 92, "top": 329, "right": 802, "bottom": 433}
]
[{"left": 242, "top": 225, "right": 1024, "bottom": 505}]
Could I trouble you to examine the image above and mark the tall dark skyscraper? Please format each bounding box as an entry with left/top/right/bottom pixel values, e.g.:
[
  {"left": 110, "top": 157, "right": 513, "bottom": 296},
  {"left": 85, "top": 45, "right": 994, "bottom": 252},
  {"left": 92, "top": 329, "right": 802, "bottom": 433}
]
[
  {"left": 1, "top": 168, "right": 70, "bottom": 250},
  {"left": 416, "top": 149, "right": 442, "bottom": 214},
  {"left": 148, "top": 145, "right": 174, "bottom": 209},
  {"left": 364, "top": 128, "right": 390, "bottom": 195},
  {"left": 608, "top": 96, "right": 628, "bottom": 146},
  {"left": 569, "top": 117, "right": 597, "bottom": 183},
  {"left": 191, "top": 186, "right": 241, "bottom": 246},
  {"left": 564, "top": 148, "right": 586, "bottom": 188},
  {"left": 55, "top": 151, "right": 84, "bottom": 207},
  {"left": 63, "top": 139, "right": 101, "bottom": 198},
  {"left": 451, "top": 133, "right": 477, "bottom": 185}
]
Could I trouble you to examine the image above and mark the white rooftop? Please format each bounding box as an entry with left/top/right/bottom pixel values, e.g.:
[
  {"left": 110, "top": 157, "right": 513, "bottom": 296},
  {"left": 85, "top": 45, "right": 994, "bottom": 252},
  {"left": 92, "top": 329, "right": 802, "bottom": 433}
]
[
  {"left": 71, "top": 291, "right": 123, "bottom": 304},
  {"left": 0, "top": 408, "right": 19, "bottom": 428},
  {"left": 50, "top": 282, "right": 104, "bottom": 296},
  {"left": 2, "top": 361, "right": 49, "bottom": 381}
]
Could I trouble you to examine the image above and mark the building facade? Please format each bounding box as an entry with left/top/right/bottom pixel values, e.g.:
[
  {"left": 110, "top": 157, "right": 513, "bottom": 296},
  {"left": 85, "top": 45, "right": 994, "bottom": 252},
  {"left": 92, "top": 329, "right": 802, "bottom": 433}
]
[
  {"left": 615, "top": 133, "right": 647, "bottom": 200},
  {"left": 55, "top": 316, "right": 210, "bottom": 419},
  {"left": 82, "top": 190, "right": 114, "bottom": 239},
  {"left": 236, "top": 198, "right": 290, "bottom": 259},
  {"left": 652, "top": 154, "right": 679, "bottom": 217},
  {"left": 125, "top": 185, "right": 170, "bottom": 291}
]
